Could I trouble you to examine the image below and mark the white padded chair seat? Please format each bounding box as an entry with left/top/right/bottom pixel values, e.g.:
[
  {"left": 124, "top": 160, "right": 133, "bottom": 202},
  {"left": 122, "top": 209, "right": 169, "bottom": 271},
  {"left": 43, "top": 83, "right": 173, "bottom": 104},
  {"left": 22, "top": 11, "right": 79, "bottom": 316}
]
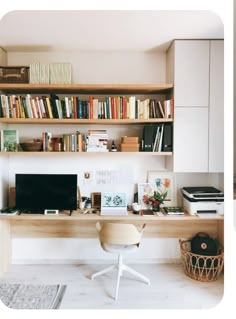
[{"left": 101, "top": 242, "right": 138, "bottom": 254}]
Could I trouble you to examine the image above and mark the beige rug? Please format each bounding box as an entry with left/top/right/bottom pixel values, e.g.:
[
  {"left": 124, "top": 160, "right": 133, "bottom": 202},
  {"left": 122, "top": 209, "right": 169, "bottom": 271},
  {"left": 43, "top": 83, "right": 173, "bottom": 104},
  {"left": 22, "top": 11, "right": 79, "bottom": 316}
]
[{"left": 0, "top": 283, "right": 66, "bottom": 309}]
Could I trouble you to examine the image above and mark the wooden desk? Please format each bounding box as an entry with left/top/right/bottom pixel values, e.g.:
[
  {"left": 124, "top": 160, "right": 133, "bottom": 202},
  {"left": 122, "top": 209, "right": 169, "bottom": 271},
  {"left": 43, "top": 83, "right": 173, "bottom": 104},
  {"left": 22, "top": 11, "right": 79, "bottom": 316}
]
[{"left": 0, "top": 210, "right": 224, "bottom": 275}]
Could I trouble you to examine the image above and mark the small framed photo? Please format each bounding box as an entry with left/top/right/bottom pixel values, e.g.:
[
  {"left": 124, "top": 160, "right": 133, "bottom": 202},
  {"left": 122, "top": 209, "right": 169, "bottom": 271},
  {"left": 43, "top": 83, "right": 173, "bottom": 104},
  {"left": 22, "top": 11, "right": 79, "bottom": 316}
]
[
  {"left": 101, "top": 192, "right": 127, "bottom": 208},
  {"left": 147, "top": 171, "right": 175, "bottom": 206},
  {"left": 138, "top": 182, "right": 155, "bottom": 208},
  {"left": 0, "top": 129, "right": 19, "bottom": 152},
  {"left": 91, "top": 192, "right": 101, "bottom": 209}
]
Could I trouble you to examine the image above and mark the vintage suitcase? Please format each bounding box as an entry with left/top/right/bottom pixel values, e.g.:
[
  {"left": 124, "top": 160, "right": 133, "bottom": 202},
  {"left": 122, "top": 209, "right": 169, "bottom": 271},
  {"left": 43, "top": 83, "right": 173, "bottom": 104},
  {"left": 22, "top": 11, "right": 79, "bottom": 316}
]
[{"left": 0, "top": 66, "right": 29, "bottom": 83}]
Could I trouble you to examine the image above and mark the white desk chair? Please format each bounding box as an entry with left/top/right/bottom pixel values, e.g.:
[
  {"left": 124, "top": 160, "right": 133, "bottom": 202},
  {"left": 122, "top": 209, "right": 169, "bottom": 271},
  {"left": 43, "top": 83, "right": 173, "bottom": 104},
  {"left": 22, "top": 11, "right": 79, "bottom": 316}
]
[{"left": 91, "top": 222, "right": 150, "bottom": 300}]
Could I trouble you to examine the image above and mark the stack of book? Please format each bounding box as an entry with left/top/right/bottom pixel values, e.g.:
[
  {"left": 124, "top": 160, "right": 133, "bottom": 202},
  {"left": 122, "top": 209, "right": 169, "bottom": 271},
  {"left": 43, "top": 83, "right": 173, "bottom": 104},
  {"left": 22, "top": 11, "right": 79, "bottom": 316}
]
[{"left": 85, "top": 130, "right": 108, "bottom": 152}]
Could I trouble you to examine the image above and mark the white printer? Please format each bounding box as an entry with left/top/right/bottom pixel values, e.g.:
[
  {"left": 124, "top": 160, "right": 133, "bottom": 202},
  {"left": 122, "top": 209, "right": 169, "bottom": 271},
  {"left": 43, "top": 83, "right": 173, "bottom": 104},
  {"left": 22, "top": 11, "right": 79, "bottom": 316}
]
[{"left": 181, "top": 187, "right": 224, "bottom": 216}]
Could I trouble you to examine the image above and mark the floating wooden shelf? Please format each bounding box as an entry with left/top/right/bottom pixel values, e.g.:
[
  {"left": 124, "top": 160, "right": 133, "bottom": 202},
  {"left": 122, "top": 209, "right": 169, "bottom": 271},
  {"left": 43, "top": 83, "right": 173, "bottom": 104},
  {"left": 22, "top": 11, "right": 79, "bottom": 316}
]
[
  {"left": 0, "top": 151, "right": 173, "bottom": 156},
  {"left": 0, "top": 118, "right": 173, "bottom": 125},
  {"left": 0, "top": 83, "right": 174, "bottom": 94}
]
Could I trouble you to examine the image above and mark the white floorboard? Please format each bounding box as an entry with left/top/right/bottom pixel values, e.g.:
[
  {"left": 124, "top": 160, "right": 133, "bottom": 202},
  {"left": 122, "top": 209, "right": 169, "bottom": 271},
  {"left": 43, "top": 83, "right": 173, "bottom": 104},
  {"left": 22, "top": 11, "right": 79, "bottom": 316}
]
[{"left": 0, "top": 263, "right": 223, "bottom": 309}]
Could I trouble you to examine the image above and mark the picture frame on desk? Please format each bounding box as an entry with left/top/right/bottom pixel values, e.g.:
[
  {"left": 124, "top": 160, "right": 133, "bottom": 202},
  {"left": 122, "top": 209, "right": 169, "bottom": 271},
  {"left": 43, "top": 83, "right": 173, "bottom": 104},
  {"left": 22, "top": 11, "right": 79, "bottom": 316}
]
[
  {"left": 101, "top": 192, "right": 126, "bottom": 207},
  {"left": 138, "top": 182, "right": 155, "bottom": 209},
  {"left": 91, "top": 192, "right": 101, "bottom": 209},
  {"left": 147, "top": 171, "right": 175, "bottom": 206}
]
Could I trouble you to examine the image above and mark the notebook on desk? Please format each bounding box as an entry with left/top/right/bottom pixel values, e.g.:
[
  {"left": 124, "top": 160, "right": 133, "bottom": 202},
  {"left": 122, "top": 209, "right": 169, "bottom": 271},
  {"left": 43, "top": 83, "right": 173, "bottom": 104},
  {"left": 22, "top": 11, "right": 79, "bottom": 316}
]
[{"left": 100, "top": 192, "right": 128, "bottom": 216}]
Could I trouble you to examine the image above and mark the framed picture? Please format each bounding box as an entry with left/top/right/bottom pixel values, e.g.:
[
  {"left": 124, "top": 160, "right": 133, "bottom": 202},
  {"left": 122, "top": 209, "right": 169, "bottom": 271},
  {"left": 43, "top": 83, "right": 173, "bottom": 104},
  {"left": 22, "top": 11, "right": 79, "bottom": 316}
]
[
  {"left": 91, "top": 192, "right": 101, "bottom": 209},
  {"left": 101, "top": 192, "right": 127, "bottom": 208},
  {"left": 0, "top": 129, "right": 19, "bottom": 152},
  {"left": 147, "top": 171, "right": 175, "bottom": 206},
  {"left": 138, "top": 182, "right": 155, "bottom": 209}
]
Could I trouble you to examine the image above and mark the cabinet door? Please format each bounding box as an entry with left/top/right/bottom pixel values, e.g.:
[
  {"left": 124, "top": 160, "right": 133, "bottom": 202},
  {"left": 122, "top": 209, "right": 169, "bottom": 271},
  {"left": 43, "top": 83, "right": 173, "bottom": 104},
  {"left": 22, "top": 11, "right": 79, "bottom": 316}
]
[
  {"left": 174, "top": 40, "right": 210, "bottom": 107},
  {"left": 174, "top": 107, "right": 208, "bottom": 172},
  {"left": 209, "top": 40, "right": 224, "bottom": 172}
]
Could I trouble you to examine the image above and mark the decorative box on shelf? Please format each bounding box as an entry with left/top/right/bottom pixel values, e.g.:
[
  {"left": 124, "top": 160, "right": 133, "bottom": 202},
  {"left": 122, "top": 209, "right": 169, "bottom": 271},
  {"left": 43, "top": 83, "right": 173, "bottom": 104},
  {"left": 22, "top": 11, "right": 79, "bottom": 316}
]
[
  {"left": 120, "top": 136, "right": 140, "bottom": 152},
  {"left": 0, "top": 66, "right": 29, "bottom": 83}
]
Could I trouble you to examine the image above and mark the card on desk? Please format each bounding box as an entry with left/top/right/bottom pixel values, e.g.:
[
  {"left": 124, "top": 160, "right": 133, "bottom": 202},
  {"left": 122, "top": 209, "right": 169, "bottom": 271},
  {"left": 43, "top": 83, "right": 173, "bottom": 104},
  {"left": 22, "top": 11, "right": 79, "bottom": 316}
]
[
  {"left": 0, "top": 207, "right": 19, "bottom": 215},
  {"left": 140, "top": 210, "right": 164, "bottom": 216}
]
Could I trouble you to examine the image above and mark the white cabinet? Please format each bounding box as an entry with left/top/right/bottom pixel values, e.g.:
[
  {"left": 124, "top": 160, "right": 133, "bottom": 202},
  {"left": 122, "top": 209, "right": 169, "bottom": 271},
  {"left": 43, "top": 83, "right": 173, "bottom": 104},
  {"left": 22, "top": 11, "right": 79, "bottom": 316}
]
[
  {"left": 174, "top": 107, "right": 208, "bottom": 172},
  {"left": 174, "top": 40, "right": 210, "bottom": 107},
  {"left": 209, "top": 40, "right": 224, "bottom": 172},
  {"left": 167, "top": 39, "right": 224, "bottom": 172}
]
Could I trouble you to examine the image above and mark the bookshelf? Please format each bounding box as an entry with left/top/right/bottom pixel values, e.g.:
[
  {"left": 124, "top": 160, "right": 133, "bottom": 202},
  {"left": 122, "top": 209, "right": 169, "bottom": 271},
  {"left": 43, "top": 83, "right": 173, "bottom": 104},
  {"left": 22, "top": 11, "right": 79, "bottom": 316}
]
[
  {"left": 0, "top": 40, "right": 224, "bottom": 273},
  {"left": 0, "top": 118, "right": 173, "bottom": 125},
  {"left": 0, "top": 83, "right": 174, "bottom": 156},
  {"left": 0, "top": 83, "right": 173, "bottom": 94},
  {"left": 0, "top": 151, "right": 172, "bottom": 156}
]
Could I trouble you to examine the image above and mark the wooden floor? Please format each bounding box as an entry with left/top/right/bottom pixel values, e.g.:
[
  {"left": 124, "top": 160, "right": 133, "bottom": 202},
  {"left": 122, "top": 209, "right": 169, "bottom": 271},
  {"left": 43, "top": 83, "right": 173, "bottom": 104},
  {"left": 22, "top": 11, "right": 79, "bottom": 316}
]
[{"left": 0, "top": 263, "right": 223, "bottom": 309}]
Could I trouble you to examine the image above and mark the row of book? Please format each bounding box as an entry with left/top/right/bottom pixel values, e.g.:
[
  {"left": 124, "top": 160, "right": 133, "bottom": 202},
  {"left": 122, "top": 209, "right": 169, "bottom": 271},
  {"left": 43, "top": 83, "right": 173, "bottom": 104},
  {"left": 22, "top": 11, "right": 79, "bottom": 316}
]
[
  {"left": 0, "top": 127, "right": 172, "bottom": 153},
  {"left": 42, "top": 130, "right": 109, "bottom": 153},
  {"left": 42, "top": 131, "right": 83, "bottom": 152},
  {"left": 29, "top": 62, "right": 72, "bottom": 84},
  {"left": 0, "top": 94, "right": 174, "bottom": 120}
]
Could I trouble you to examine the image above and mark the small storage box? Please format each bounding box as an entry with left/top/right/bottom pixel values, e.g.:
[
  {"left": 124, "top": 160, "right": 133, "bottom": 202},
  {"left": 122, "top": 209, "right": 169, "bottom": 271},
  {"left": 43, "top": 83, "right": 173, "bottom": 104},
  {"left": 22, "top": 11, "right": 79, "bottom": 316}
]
[
  {"left": 121, "top": 136, "right": 139, "bottom": 144},
  {"left": 120, "top": 143, "right": 140, "bottom": 152},
  {"left": 179, "top": 239, "right": 224, "bottom": 282},
  {"left": 0, "top": 66, "right": 29, "bottom": 83}
]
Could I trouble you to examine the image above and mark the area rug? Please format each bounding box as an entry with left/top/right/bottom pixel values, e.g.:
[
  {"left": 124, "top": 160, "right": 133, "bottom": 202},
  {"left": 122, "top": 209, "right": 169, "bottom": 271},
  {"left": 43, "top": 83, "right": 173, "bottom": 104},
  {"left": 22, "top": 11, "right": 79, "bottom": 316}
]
[{"left": 0, "top": 283, "right": 66, "bottom": 309}]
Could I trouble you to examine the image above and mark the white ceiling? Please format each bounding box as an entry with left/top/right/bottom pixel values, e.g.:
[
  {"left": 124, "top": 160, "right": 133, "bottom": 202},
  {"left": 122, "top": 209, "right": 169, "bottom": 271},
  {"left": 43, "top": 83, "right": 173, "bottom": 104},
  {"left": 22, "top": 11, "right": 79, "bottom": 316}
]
[{"left": 0, "top": 10, "right": 224, "bottom": 52}]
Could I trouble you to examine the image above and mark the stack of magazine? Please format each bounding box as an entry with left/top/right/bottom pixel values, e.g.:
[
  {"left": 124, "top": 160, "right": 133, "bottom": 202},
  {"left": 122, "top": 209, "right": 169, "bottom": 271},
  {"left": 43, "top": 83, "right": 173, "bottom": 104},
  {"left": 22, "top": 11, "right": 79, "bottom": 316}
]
[{"left": 163, "top": 207, "right": 185, "bottom": 215}]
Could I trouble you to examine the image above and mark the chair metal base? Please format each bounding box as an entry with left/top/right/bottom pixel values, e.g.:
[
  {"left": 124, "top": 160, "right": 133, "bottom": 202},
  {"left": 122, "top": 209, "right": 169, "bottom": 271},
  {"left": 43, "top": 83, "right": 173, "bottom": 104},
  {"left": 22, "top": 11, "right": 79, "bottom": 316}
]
[{"left": 91, "top": 254, "right": 150, "bottom": 300}]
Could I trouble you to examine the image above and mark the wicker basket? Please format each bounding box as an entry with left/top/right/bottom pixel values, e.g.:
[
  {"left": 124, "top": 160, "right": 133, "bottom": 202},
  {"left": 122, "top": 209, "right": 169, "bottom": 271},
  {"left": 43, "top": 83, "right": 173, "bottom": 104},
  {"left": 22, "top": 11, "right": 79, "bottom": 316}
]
[{"left": 179, "top": 239, "right": 224, "bottom": 282}]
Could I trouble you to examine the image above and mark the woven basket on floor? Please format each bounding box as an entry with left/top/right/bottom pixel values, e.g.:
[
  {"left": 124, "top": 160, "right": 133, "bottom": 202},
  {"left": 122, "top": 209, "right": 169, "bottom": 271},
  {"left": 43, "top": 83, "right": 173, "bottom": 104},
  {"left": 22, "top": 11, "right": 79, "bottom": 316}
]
[{"left": 179, "top": 239, "right": 224, "bottom": 282}]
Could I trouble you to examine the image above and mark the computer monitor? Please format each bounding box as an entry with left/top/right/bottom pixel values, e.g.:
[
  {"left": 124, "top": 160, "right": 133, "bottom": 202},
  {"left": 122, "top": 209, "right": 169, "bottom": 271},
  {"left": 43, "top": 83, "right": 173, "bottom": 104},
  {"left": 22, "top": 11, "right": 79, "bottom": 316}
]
[{"left": 15, "top": 174, "right": 77, "bottom": 212}]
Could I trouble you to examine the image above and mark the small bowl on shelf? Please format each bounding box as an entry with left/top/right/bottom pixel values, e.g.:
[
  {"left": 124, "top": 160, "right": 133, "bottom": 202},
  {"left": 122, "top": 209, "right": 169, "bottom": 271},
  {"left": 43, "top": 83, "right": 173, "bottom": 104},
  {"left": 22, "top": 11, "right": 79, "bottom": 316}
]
[{"left": 20, "top": 141, "right": 42, "bottom": 152}]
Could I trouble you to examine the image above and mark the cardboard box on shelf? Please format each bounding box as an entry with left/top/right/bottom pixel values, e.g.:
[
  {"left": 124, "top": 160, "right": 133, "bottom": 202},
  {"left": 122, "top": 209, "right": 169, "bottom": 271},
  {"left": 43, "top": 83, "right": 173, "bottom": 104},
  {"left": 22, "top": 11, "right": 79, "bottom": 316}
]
[
  {"left": 120, "top": 143, "right": 140, "bottom": 152},
  {"left": 121, "top": 136, "right": 139, "bottom": 144}
]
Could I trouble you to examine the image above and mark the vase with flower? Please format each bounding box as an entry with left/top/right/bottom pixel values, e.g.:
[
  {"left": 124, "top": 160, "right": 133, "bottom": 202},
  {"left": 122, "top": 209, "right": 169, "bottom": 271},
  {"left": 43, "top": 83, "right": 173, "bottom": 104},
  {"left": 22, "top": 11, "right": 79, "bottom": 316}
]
[{"left": 142, "top": 178, "right": 170, "bottom": 212}]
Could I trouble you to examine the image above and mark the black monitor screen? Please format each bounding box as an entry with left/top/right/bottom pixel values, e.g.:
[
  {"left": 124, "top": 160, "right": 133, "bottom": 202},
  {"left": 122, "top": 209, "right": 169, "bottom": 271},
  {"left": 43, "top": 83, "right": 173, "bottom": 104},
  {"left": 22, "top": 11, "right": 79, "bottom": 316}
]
[{"left": 15, "top": 174, "right": 77, "bottom": 211}]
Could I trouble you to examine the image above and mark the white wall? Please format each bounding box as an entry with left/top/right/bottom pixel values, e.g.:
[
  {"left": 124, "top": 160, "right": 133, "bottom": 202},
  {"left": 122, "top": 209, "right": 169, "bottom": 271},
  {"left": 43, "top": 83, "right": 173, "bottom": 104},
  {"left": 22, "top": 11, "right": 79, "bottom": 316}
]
[
  {"left": 12, "top": 238, "right": 181, "bottom": 264},
  {"left": 5, "top": 51, "right": 223, "bottom": 263},
  {"left": 0, "top": 48, "right": 7, "bottom": 65},
  {"left": 8, "top": 51, "right": 166, "bottom": 84},
  {"left": 0, "top": 157, "right": 9, "bottom": 209},
  {"left": 234, "top": 1, "right": 236, "bottom": 180}
]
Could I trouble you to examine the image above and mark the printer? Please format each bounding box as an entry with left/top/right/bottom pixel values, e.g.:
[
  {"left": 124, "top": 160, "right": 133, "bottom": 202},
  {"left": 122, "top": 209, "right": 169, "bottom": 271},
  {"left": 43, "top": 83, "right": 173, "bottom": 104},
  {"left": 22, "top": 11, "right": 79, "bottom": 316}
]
[{"left": 181, "top": 186, "right": 224, "bottom": 215}]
